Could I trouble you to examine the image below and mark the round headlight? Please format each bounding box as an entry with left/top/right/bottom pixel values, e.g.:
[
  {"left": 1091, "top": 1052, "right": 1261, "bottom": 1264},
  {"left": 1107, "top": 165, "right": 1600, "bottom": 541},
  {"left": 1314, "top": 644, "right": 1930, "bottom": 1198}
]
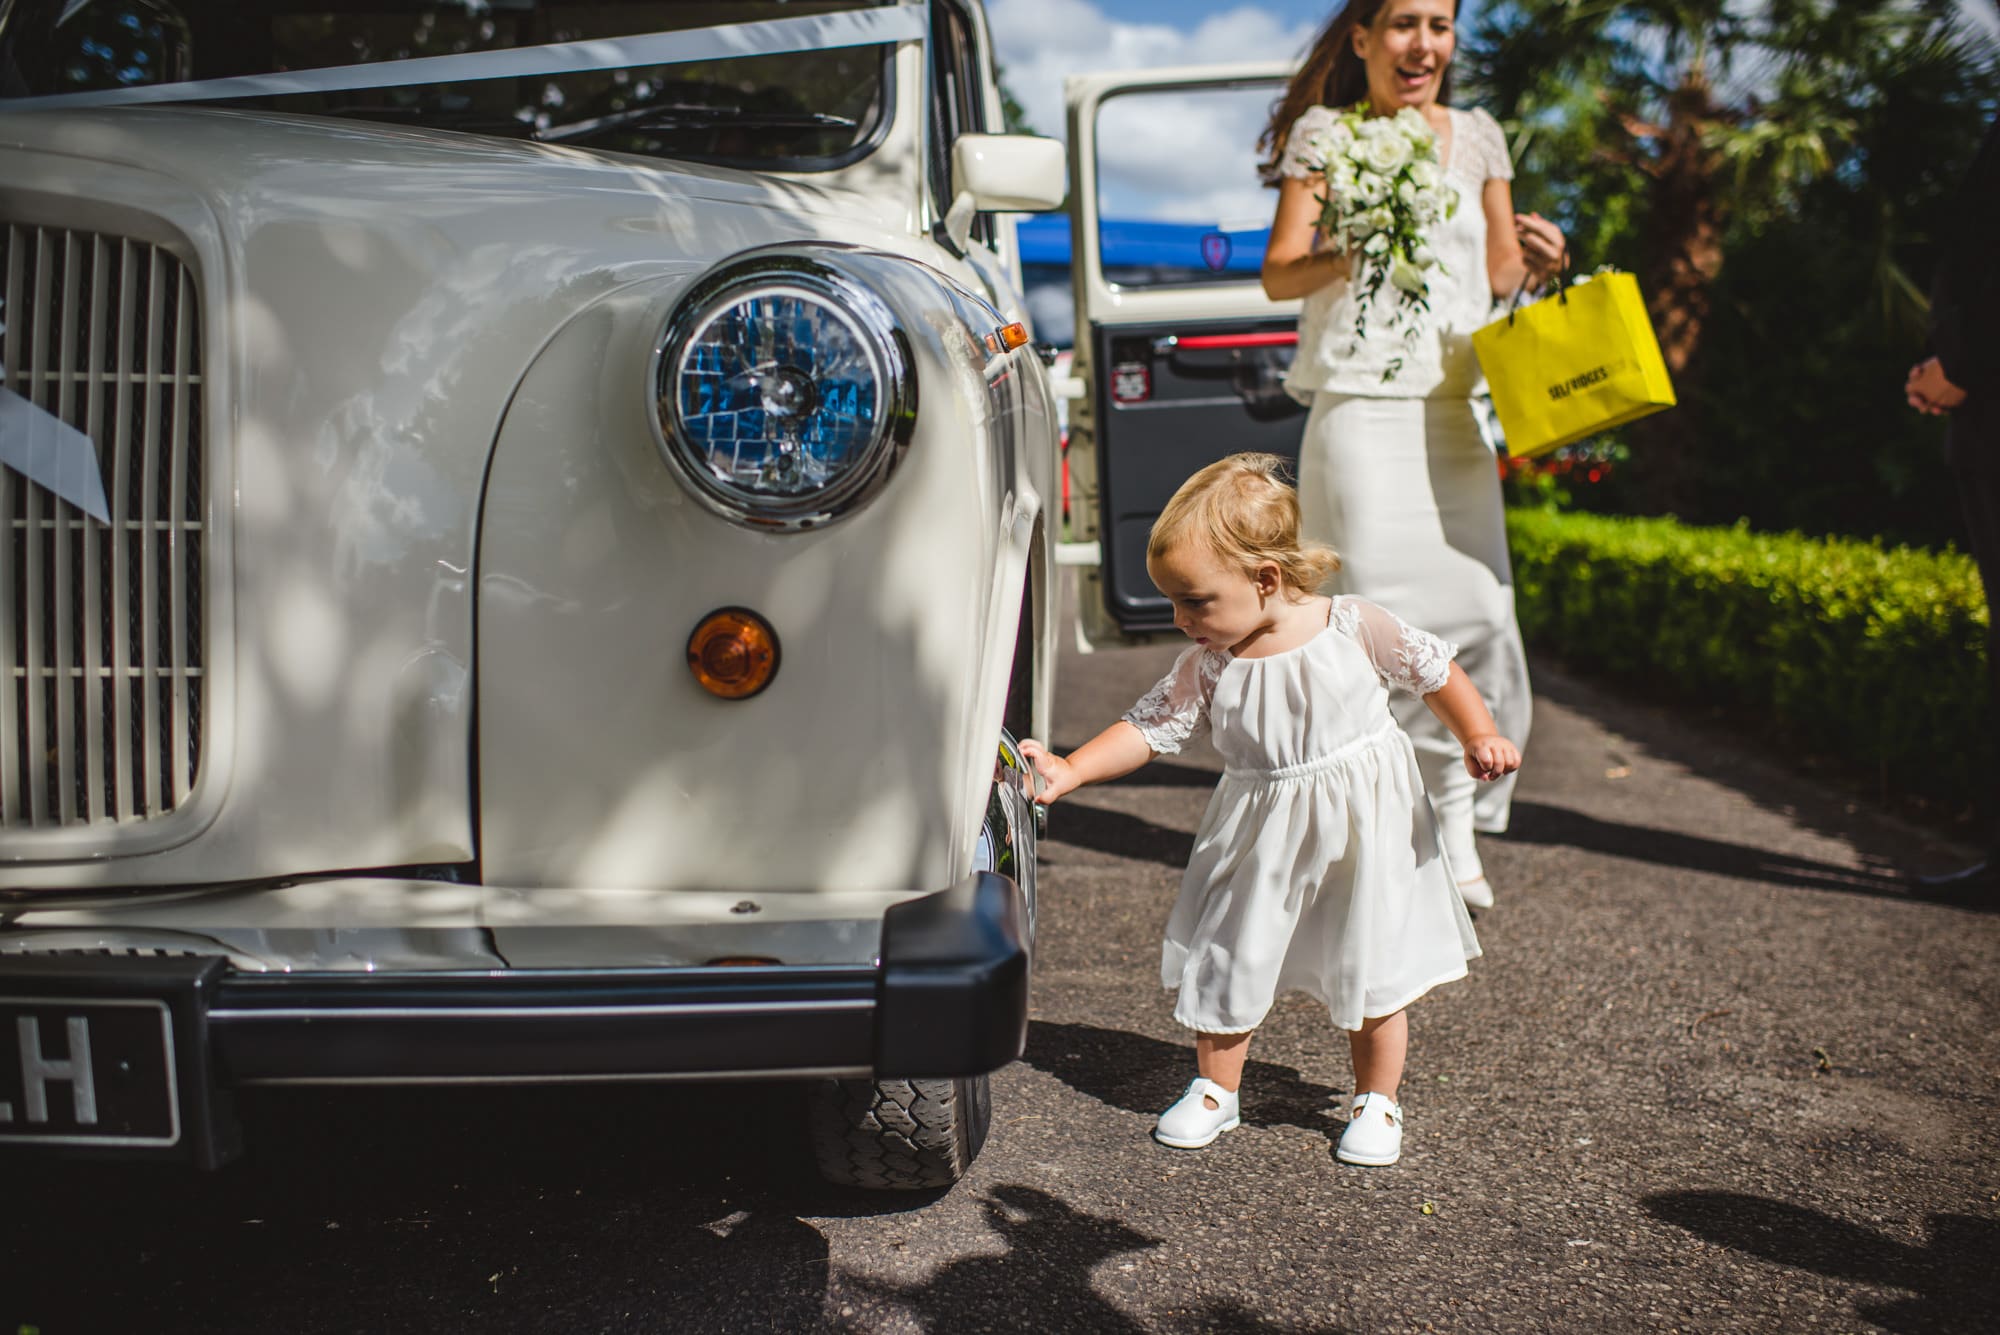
[{"left": 654, "top": 257, "right": 915, "bottom": 529}]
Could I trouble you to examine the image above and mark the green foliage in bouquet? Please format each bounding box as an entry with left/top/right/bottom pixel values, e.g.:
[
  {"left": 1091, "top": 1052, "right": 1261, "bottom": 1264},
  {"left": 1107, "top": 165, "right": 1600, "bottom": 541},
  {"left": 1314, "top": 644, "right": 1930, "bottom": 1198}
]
[{"left": 1506, "top": 508, "right": 1989, "bottom": 805}]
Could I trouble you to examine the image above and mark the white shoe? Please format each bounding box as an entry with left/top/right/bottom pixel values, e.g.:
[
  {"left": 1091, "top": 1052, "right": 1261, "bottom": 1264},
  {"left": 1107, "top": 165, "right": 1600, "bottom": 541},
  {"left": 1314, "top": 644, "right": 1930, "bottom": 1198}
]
[
  {"left": 1337, "top": 1091, "right": 1404, "bottom": 1166},
  {"left": 1154, "top": 1077, "right": 1241, "bottom": 1149},
  {"left": 1458, "top": 875, "right": 1494, "bottom": 910}
]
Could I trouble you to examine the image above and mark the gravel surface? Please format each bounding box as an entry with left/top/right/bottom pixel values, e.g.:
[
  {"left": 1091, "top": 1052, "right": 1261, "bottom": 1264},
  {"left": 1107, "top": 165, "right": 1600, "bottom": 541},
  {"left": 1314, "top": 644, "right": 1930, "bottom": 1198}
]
[{"left": 5, "top": 610, "right": 1995, "bottom": 1334}]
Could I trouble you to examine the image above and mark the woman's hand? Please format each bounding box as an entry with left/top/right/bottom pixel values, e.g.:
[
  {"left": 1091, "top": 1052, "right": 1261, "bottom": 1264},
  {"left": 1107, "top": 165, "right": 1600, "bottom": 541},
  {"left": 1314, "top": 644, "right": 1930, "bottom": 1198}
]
[
  {"left": 1461, "top": 734, "right": 1522, "bottom": 782},
  {"left": 1906, "top": 356, "right": 1967, "bottom": 415},
  {"left": 1514, "top": 211, "right": 1567, "bottom": 289},
  {"left": 1018, "top": 739, "right": 1080, "bottom": 806}
]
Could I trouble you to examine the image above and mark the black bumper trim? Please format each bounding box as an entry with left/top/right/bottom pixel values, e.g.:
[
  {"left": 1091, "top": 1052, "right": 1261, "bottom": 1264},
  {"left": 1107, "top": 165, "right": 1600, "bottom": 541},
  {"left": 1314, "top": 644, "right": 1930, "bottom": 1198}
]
[
  {"left": 1, "top": 871, "right": 1032, "bottom": 1110},
  {"left": 875, "top": 871, "right": 1031, "bottom": 1077},
  {"left": 210, "top": 967, "right": 879, "bottom": 1083}
]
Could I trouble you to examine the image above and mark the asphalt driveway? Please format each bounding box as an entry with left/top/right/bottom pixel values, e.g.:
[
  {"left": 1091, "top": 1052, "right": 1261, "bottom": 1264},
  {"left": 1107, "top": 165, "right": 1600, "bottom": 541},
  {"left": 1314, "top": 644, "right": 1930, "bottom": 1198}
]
[{"left": 4, "top": 610, "right": 1995, "bottom": 1334}]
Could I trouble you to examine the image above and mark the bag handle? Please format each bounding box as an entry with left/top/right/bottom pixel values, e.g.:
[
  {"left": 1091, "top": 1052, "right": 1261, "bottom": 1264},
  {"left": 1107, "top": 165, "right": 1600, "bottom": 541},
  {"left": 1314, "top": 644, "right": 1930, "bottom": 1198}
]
[{"left": 1504, "top": 248, "right": 1571, "bottom": 325}]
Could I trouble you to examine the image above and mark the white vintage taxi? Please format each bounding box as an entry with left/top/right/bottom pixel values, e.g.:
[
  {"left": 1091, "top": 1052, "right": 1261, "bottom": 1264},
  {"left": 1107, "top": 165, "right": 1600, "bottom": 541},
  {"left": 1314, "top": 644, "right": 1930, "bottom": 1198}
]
[
  {"left": 0, "top": 0, "right": 1313, "bottom": 1190},
  {"left": 0, "top": 0, "right": 1076, "bottom": 1189}
]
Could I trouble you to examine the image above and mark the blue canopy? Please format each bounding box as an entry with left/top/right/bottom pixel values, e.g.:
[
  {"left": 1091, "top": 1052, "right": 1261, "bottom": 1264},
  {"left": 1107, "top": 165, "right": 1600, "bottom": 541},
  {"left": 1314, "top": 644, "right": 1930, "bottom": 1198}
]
[{"left": 1016, "top": 214, "right": 1268, "bottom": 276}]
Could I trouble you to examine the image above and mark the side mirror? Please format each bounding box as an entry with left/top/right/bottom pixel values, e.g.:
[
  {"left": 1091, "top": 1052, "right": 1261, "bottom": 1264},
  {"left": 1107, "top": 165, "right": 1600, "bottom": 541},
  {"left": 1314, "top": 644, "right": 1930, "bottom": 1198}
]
[{"left": 944, "top": 133, "right": 1067, "bottom": 250}]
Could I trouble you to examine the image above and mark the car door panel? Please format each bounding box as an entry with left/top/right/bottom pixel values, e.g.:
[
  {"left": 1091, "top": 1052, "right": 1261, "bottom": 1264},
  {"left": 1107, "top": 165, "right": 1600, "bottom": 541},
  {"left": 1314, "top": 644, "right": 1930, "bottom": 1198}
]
[
  {"left": 1091, "top": 319, "right": 1305, "bottom": 631},
  {"left": 1064, "top": 62, "right": 1308, "bottom": 647}
]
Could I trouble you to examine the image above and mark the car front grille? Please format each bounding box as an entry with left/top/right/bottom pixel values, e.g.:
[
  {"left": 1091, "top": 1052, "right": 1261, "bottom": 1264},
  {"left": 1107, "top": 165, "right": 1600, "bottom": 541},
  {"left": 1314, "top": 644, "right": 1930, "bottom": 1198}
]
[{"left": 1, "top": 223, "right": 205, "bottom": 829}]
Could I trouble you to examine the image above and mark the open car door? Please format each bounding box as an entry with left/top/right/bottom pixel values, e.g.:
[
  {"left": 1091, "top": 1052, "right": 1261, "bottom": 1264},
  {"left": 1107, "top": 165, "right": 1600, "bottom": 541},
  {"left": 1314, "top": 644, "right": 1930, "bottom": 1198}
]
[{"left": 1064, "top": 61, "right": 1307, "bottom": 647}]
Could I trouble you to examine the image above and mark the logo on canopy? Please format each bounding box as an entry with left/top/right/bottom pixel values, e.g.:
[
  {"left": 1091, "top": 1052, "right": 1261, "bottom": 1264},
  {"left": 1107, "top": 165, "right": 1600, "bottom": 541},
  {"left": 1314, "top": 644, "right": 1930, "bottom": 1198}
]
[{"left": 1200, "top": 233, "right": 1232, "bottom": 272}]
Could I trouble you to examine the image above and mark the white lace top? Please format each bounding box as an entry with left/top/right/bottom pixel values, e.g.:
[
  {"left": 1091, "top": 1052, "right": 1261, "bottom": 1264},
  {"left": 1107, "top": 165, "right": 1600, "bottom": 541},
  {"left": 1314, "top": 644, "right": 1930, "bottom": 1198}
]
[
  {"left": 1121, "top": 596, "right": 1456, "bottom": 755},
  {"left": 1278, "top": 105, "right": 1513, "bottom": 400}
]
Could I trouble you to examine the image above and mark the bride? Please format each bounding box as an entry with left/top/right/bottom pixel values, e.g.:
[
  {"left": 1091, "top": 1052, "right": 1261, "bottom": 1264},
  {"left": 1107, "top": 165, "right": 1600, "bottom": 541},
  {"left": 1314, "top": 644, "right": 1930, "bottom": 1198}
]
[{"left": 1258, "top": 0, "right": 1567, "bottom": 909}]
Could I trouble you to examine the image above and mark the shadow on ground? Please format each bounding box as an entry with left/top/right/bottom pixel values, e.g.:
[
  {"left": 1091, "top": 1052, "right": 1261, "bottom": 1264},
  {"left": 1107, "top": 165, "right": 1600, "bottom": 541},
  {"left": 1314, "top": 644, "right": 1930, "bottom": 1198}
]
[
  {"left": 1041, "top": 801, "right": 1196, "bottom": 868},
  {"left": 1528, "top": 660, "right": 1970, "bottom": 873},
  {"left": 1503, "top": 799, "right": 1916, "bottom": 900},
  {"left": 829, "top": 1182, "right": 1347, "bottom": 1333},
  {"left": 1645, "top": 1190, "right": 2000, "bottom": 1335},
  {"left": 1024, "top": 1019, "right": 1345, "bottom": 1143},
  {"left": 0, "top": 1083, "right": 872, "bottom": 1333}
]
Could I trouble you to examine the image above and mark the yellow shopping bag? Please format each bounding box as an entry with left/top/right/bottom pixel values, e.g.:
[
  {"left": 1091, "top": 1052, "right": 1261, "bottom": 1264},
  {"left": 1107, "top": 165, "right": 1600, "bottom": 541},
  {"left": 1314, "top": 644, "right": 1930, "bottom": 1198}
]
[{"left": 1471, "top": 271, "right": 1676, "bottom": 458}]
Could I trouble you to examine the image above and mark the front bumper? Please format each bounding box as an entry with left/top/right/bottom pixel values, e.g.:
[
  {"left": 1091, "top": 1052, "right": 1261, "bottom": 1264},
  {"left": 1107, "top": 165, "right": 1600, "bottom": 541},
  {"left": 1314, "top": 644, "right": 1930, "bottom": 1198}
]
[{"left": 0, "top": 871, "right": 1029, "bottom": 1166}]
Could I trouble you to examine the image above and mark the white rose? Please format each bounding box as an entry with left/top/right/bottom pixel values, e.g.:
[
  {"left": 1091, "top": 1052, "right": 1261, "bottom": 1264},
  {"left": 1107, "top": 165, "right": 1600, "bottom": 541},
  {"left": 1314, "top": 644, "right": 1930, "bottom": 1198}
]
[
  {"left": 1363, "top": 232, "right": 1389, "bottom": 256},
  {"left": 1389, "top": 255, "right": 1429, "bottom": 293},
  {"left": 1408, "top": 160, "right": 1442, "bottom": 189},
  {"left": 1351, "top": 170, "right": 1385, "bottom": 205},
  {"left": 1398, "top": 180, "right": 1423, "bottom": 208},
  {"left": 1358, "top": 130, "right": 1412, "bottom": 174},
  {"left": 1366, "top": 206, "right": 1396, "bottom": 233}
]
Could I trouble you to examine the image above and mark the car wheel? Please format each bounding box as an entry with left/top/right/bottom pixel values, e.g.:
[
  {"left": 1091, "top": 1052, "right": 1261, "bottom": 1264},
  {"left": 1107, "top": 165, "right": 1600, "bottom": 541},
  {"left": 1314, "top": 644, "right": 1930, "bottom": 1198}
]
[{"left": 805, "top": 1074, "right": 992, "bottom": 1190}]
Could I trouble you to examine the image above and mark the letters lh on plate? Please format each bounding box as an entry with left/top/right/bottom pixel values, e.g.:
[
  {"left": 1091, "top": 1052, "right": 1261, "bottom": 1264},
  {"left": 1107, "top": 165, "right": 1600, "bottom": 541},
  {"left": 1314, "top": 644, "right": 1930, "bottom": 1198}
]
[{"left": 0, "top": 997, "right": 180, "bottom": 1147}]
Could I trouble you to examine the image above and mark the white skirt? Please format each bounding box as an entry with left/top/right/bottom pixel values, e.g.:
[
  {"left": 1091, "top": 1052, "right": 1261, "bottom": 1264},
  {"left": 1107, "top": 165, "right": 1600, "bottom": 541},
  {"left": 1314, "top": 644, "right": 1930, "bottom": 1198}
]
[
  {"left": 1293, "top": 392, "right": 1533, "bottom": 876},
  {"left": 1161, "top": 726, "right": 1480, "bottom": 1033}
]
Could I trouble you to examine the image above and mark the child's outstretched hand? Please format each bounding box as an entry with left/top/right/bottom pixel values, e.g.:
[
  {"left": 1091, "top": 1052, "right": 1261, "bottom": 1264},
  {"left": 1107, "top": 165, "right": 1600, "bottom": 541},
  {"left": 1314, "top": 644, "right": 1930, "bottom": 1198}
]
[
  {"left": 1018, "top": 739, "right": 1080, "bottom": 805},
  {"left": 1463, "top": 734, "right": 1522, "bottom": 782}
]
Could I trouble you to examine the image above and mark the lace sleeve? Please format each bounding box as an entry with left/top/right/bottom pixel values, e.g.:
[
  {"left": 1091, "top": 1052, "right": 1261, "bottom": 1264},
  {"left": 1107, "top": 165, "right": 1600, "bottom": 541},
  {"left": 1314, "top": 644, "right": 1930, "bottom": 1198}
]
[
  {"left": 1331, "top": 596, "right": 1458, "bottom": 696},
  {"left": 1119, "top": 646, "right": 1226, "bottom": 754},
  {"left": 1278, "top": 104, "right": 1341, "bottom": 180},
  {"left": 1462, "top": 107, "right": 1514, "bottom": 183}
]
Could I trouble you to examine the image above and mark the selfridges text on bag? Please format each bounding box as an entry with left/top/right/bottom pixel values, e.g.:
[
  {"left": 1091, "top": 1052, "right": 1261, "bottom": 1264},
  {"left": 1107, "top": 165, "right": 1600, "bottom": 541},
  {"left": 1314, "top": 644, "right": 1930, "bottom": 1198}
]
[{"left": 1471, "top": 270, "right": 1676, "bottom": 458}]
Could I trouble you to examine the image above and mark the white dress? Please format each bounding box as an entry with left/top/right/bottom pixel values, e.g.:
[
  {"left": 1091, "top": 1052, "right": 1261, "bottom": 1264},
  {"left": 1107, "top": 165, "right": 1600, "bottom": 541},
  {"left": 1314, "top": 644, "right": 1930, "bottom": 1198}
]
[
  {"left": 1121, "top": 596, "right": 1481, "bottom": 1034},
  {"left": 1275, "top": 105, "right": 1532, "bottom": 882}
]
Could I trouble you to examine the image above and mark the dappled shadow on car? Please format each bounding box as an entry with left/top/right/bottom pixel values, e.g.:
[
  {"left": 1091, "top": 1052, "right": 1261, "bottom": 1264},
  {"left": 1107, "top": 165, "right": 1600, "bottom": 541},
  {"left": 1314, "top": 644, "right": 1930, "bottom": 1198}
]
[
  {"left": 828, "top": 1183, "right": 1350, "bottom": 1334},
  {"left": 0, "top": 1082, "right": 894, "bottom": 1333},
  {"left": 1503, "top": 799, "right": 1916, "bottom": 900},
  {"left": 1022, "top": 1020, "right": 1347, "bottom": 1143},
  {"left": 1644, "top": 1190, "right": 2000, "bottom": 1334}
]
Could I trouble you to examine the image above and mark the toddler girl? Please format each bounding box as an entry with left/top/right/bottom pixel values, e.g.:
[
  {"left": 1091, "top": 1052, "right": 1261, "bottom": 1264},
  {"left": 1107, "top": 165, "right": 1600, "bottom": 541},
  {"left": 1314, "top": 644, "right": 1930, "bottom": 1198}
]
[{"left": 1021, "top": 453, "right": 1519, "bottom": 1165}]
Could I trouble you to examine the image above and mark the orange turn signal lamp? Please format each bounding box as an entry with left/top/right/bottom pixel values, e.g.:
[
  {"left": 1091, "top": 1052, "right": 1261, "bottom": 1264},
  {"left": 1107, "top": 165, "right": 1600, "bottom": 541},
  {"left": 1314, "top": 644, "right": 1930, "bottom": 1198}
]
[
  {"left": 686, "top": 607, "right": 780, "bottom": 700},
  {"left": 984, "top": 322, "right": 1031, "bottom": 356}
]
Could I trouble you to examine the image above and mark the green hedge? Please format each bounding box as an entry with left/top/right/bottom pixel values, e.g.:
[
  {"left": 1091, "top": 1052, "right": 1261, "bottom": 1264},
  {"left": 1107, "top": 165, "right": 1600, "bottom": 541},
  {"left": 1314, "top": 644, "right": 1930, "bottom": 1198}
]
[{"left": 1504, "top": 507, "right": 1990, "bottom": 803}]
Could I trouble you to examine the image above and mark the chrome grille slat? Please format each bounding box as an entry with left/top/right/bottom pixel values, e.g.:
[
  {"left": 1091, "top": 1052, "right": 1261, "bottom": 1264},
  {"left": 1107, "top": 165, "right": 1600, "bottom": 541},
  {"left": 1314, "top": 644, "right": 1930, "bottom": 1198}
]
[
  {"left": 109, "top": 236, "right": 137, "bottom": 821},
  {"left": 83, "top": 234, "right": 108, "bottom": 823},
  {"left": 0, "top": 227, "right": 21, "bottom": 824},
  {"left": 54, "top": 231, "right": 81, "bottom": 823},
  {"left": 169, "top": 265, "right": 194, "bottom": 804},
  {"left": 0, "top": 223, "right": 206, "bottom": 831},
  {"left": 24, "top": 227, "right": 51, "bottom": 825},
  {"left": 140, "top": 247, "right": 165, "bottom": 817}
]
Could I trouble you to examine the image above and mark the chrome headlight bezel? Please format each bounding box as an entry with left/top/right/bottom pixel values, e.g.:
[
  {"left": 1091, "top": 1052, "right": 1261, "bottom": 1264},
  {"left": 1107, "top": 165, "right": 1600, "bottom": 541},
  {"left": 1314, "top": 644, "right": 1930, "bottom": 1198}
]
[{"left": 651, "top": 253, "right": 918, "bottom": 531}]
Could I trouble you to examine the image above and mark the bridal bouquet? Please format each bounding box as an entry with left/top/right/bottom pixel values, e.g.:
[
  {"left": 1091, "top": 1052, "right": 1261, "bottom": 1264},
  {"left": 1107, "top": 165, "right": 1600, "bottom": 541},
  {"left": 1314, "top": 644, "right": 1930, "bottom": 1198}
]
[{"left": 1291, "top": 105, "right": 1457, "bottom": 380}]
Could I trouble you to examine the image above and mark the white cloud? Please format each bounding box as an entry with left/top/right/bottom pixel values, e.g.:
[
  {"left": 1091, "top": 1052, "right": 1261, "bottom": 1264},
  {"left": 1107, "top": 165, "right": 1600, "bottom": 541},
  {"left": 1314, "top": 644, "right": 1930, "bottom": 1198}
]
[
  {"left": 990, "top": 0, "right": 1312, "bottom": 138},
  {"left": 989, "top": 0, "right": 1316, "bottom": 225}
]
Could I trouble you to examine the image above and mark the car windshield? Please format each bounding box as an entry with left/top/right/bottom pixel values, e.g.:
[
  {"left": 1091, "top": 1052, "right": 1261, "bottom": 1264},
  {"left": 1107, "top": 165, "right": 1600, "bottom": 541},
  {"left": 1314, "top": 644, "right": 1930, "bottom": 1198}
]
[{"left": 0, "top": 0, "right": 896, "bottom": 170}]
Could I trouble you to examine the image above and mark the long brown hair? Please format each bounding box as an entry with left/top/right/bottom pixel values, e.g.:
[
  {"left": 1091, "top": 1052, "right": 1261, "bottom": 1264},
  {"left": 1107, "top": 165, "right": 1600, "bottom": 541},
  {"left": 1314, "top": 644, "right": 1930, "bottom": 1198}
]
[{"left": 1257, "top": 0, "right": 1461, "bottom": 187}]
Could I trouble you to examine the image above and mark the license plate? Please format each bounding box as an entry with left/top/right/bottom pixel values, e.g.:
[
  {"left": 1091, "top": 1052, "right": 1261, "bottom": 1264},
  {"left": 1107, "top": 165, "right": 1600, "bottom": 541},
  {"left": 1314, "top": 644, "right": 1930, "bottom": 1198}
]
[{"left": 0, "top": 997, "right": 180, "bottom": 1147}]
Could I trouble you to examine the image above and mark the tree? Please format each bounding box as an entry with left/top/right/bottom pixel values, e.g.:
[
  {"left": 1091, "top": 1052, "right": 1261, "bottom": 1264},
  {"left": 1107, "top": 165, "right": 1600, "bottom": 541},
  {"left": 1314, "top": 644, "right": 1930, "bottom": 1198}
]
[{"left": 1465, "top": 0, "right": 1998, "bottom": 516}]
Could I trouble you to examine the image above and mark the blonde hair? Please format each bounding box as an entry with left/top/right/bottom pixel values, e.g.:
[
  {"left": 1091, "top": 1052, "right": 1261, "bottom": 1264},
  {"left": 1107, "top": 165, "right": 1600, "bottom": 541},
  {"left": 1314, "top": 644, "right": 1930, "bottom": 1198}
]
[{"left": 1147, "top": 453, "right": 1340, "bottom": 594}]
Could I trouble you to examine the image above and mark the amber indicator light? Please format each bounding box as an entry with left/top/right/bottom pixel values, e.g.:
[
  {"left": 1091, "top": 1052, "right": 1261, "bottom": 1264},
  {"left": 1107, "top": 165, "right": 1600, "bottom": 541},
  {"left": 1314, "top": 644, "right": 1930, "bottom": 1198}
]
[
  {"left": 686, "top": 607, "right": 780, "bottom": 700},
  {"left": 997, "top": 321, "right": 1030, "bottom": 351}
]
